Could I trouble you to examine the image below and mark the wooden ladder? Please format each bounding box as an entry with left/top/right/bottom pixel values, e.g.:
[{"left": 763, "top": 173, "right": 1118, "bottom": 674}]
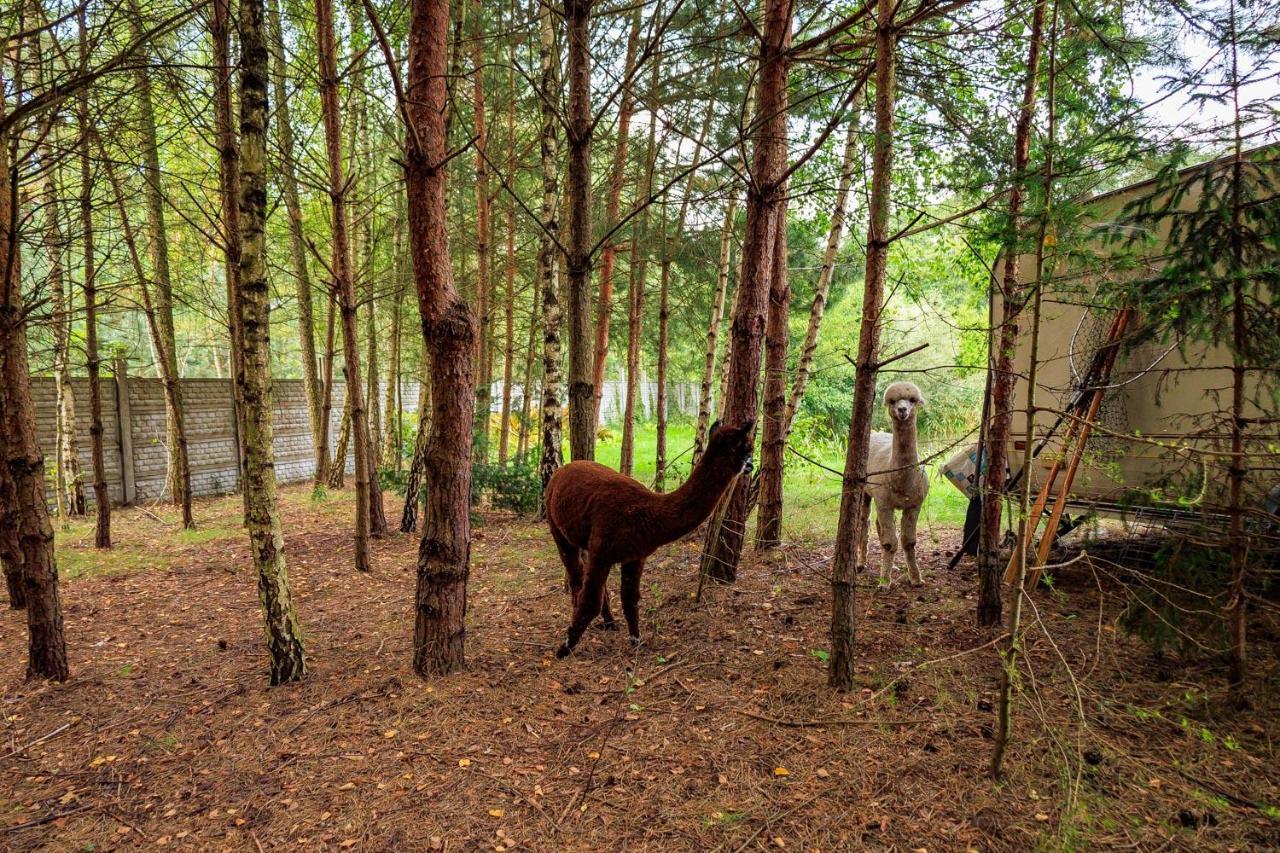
[{"left": 1005, "top": 307, "right": 1134, "bottom": 588}]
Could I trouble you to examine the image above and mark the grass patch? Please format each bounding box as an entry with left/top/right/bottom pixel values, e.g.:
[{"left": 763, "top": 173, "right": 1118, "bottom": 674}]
[{"left": 585, "top": 419, "right": 968, "bottom": 542}]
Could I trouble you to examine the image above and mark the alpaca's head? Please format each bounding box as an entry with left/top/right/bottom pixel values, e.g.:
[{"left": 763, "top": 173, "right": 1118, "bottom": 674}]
[
  {"left": 883, "top": 381, "right": 924, "bottom": 427},
  {"left": 704, "top": 419, "right": 755, "bottom": 475}
]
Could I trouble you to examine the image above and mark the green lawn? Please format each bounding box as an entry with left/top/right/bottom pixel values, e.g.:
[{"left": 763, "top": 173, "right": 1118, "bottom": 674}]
[{"left": 588, "top": 419, "right": 969, "bottom": 544}]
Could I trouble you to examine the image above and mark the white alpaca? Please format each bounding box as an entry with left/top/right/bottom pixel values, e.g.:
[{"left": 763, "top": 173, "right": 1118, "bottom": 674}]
[{"left": 861, "top": 381, "right": 929, "bottom": 587}]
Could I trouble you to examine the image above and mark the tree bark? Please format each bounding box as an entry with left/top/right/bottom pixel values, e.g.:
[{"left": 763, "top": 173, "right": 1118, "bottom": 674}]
[
  {"left": 498, "top": 47, "right": 518, "bottom": 466},
  {"left": 993, "top": 1, "right": 1055, "bottom": 775},
  {"left": 212, "top": 0, "right": 250, "bottom": 514},
  {"left": 400, "top": 354, "right": 431, "bottom": 532},
  {"left": 99, "top": 150, "right": 194, "bottom": 532},
  {"left": 564, "top": 0, "right": 596, "bottom": 461},
  {"left": 654, "top": 54, "right": 718, "bottom": 489},
  {"left": 693, "top": 198, "right": 737, "bottom": 464},
  {"left": 237, "top": 0, "right": 308, "bottom": 683},
  {"left": 829, "top": 0, "right": 897, "bottom": 691},
  {"left": 328, "top": 398, "right": 351, "bottom": 489},
  {"left": 0, "top": 80, "right": 69, "bottom": 678},
  {"left": 42, "top": 144, "right": 85, "bottom": 518},
  {"left": 345, "top": 0, "right": 388, "bottom": 534},
  {"left": 697, "top": 0, "right": 793, "bottom": 583},
  {"left": 317, "top": 293, "right": 337, "bottom": 487},
  {"left": 127, "top": 0, "right": 192, "bottom": 526},
  {"left": 590, "top": 9, "right": 643, "bottom": 429},
  {"left": 316, "top": 0, "right": 377, "bottom": 568},
  {"left": 537, "top": 0, "right": 565, "bottom": 495},
  {"left": 756, "top": 195, "right": 789, "bottom": 548},
  {"left": 783, "top": 119, "right": 859, "bottom": 438},
  {"left": 1224, "top": 0, "right": 1248, "bottom": 704},
  {"left": 77, "top": 6, "right": 110, "bottom": 548},
  {"left": 619, "top": 59, "right": 661, "bottom": 477},
  {"left": 384, "top": 199, "right": 407, "bottom": 468},
  {"left": 471, "top": 0, "right": 494, "bottom": 464},
  {"left": 406, "top": 0, "right": 478, "bottom": 675},
  {"left": 267, "top": 0, "right": 325, "bottom": 476},
  {"left": 980, "top": 0, "right": 1047, "bottom": 629}
]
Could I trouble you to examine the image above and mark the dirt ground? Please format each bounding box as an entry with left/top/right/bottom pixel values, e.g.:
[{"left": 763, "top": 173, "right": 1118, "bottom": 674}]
[{"left": 1, "top": 487, "right": 1277, "bottom": 851}]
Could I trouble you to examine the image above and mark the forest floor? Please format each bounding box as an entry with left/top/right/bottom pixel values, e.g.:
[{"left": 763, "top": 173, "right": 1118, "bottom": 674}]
[{"left": 1, "top": 486, "right": 1278, "bottom": 851}]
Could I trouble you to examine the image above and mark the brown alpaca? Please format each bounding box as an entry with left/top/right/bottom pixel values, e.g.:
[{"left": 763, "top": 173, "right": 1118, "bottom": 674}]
[{"left": 545, "top": 420, "right": 754, "bottom": 658}]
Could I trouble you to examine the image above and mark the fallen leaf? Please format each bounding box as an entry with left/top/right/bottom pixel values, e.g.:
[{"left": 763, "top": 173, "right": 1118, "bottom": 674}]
[
  {"left": 459, "top": 758, "right": 472, "bottom": 768},
  {"left": 773, "top": 767, "right": 790, "bottom": 777},
  {"left": 489, "top": 809, "right": 504, "bottom": 818}
]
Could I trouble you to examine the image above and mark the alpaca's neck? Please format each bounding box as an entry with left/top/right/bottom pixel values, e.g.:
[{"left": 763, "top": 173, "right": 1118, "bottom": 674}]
[
  {"left": 655, "top": 457, "right": 737, "bottom": 542},
  {"left": 891, "top": 420, "right": 919, "bottom": 464}
]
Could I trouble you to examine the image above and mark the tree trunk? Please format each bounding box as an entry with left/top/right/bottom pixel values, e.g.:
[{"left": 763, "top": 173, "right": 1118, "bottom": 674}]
[
  {"left": 693, "top": 198, "right": 737, "bottom": 464},
  {"left": 654, "top": 55, "right": 718, "bottom": 488},
  {"left": 76, "top": 7, "right": 111, "bottom": 548},
  {"left": 1224, "top": 1, "right": 1248, "bottom": 704},
  {"left": 993, "top": 2, "right": 1055, "bottom": 776},
  {"left": 316, "top": 0, "right": 376, "bottom": 569},
  {"left": 384, "top": 200, "right": 406, "bottom": 468},
  {"left": 591, "top": 9, "right": 643, "bottom": 429},
  {"left": 127, "top": 0, "right": 192, "bottom": 525},
  {"left": 471, "top": 0, "right": 493, "bottom": 464},
  {"left": 43, "top": 156, "right": 85, "bottom": 518},
  {"left": 345, "top": 3, "right": 387, "bottom": 534},
  {"left": 620, "top": 62, "right": 661, "bottom": 477},
  {"left": 697, "top": 0, "right": 793, "bottom": 583},
  {"left": 980, "top": 0, "right": 1048, "bottom": 629},
  {"left": 212, "top": 0, "right": 250, "bottom": 513},
  {"left": 329, "top": 398, "right": 351, "bottom": 488},
  {"left": 564, "top": 0, "right": 596, "bottom": 461},
  {"left": 237, "top": 0, "right": 308, "bottom": 683},
  {"left": 538, "top": 0, "right": 565, "bottom": 494},
  {"left": 654, "top": 212, "right": 670, "bottom": 490},
  {"left": 406, "top": 0, "right": 478, "bottom": 676},
  {"left": 756, "top": 195, "right": 789, "bottom": 549},
  {"left": 517, "top": 239, "right": 539, "bottom": 464},
  {"left": 399, "top": 363, "right": 430, "bottom": 532},
  {"left": 829, "top": 0, "right": 897, "bottom": 691},
  {"left": 0, "top": 84, "right": 69, "bottom": 677},
  {"left": 317, "top": 294, "right": 337, "bottom": 486},
  {"left": 783, "top": 119, "right": 859, "bottom": 438},
  {"left": 267, "top": 0, "right": 324, "bottom": 474},
  {"left": 99, "top": 151, "right": 194, "bottom": 532},
  {"left": 498, "top": 48, "right": 518, "bottom": 465}
]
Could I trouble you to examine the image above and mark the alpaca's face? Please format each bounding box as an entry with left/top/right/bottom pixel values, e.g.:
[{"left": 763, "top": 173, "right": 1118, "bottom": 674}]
[
  {"left": 707, "top": 420, "right": 755, "bottom": 473},
  {"left": 883, "top": 381, "right": 923, "bottom": 425}
]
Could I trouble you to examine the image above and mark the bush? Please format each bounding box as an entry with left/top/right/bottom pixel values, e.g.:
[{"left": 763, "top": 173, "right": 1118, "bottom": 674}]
[
  {"left": 379, "top": 466, "right": 411, "bottom": 497},
  {"left": 472, "top": 460, "right": 542, "bottom": 515},
  {"left": 1117, "top": 540, "right": 1230, "bottom": 660}
]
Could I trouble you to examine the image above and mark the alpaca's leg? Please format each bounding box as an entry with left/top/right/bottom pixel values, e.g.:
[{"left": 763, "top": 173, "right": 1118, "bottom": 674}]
[
  {"left": 550, "top": 528, "right": 582, "bottom": 604},
  {"left": 557, "top": 556, "right": 611, "bottom": 658},
  {"left": 900, "top": 505, "right": 923, "bottom": 586},
  {"left": 857, "top": 496, "right": 872, "bottom": 573},
  {"left": 620, "top": 560, "right": 644, "bottom": 643},
  {"left": 876, "top": 502, "right": 897, "bottom": 587},
  {"left": 599, "top": 588, "right": 618, "bottom": 631}
]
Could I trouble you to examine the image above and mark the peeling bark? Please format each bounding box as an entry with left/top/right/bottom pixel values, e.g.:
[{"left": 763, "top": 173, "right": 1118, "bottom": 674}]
[
  {"left": 237, "top": 0, "right": 307, "bottom": 683},
  {"left": 407, "top": 0, "right": 478, "bottom": 676}
]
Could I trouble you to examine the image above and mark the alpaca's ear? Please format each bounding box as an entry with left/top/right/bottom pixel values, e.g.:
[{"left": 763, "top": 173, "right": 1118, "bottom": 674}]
[
  {"left": 709, "top": 419, "right": 721, "bottom": 438},
  {"left": 740, "top": 419, "right": 755, "bottom": 435}
]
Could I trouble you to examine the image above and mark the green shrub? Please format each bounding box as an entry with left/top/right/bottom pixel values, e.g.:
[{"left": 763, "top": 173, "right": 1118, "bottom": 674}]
[
  {"left": 1118, "top": 540, "right": 1230, "bottom": 660},
  {"left": 472, "top": 460, "right": 541, "bottom": 515}
]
